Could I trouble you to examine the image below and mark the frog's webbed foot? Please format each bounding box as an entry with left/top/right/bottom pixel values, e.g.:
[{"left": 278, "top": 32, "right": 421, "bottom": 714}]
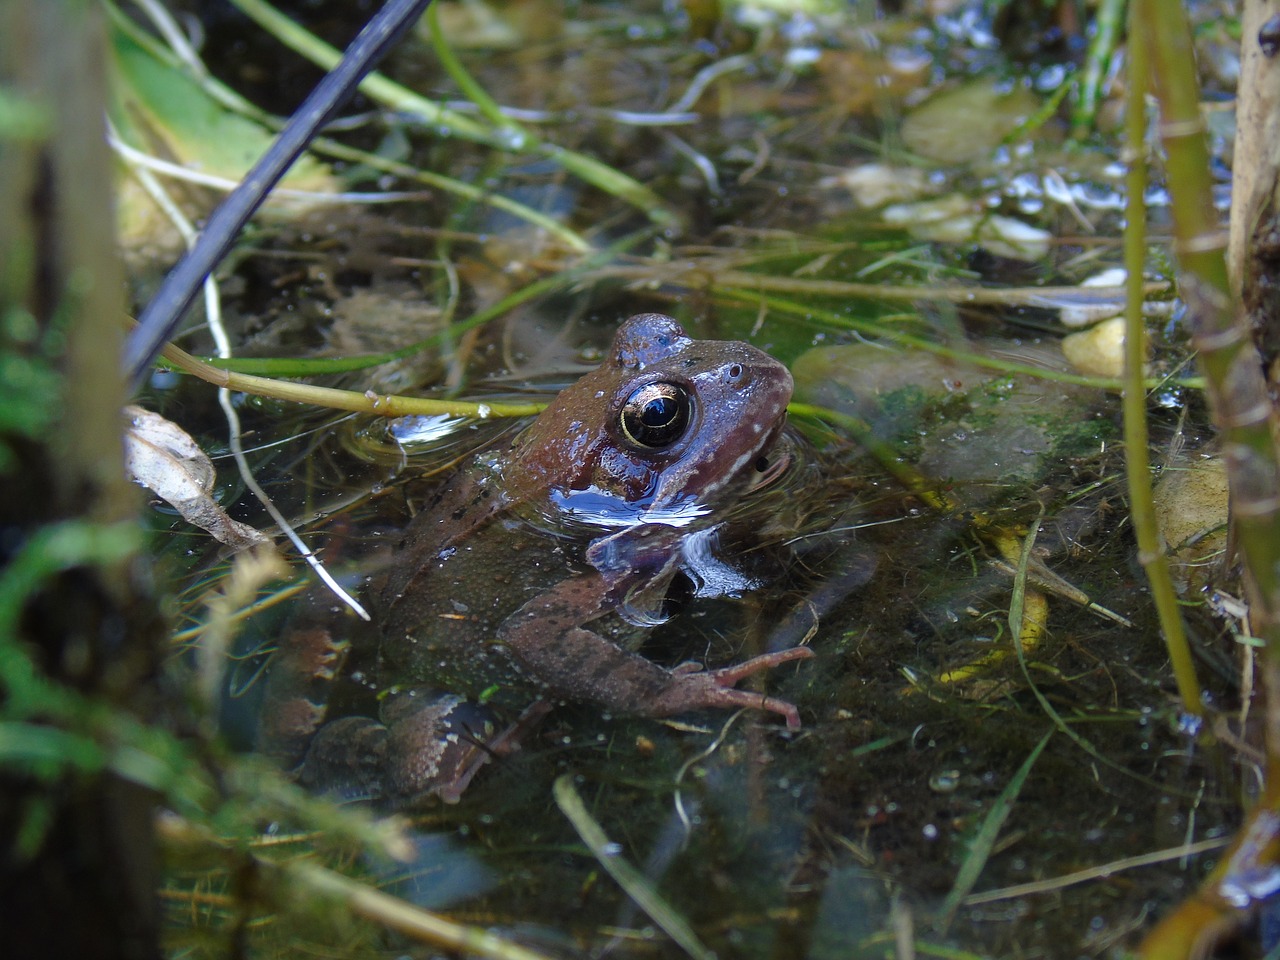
[
  {"left": 661, "top": 647, "right": 814, "bottom": 729},
  {"left": 295, "top": 696, "right": 546, "bottom": 806},
  {"left": 380, "top": 694, "right": 498, "bottom": 805},
  {"left": 382, "top": 694, "right": 549, "bottom": 806},
  {"left": 294, "top": 694, "right": 515, "bottom": 805}
]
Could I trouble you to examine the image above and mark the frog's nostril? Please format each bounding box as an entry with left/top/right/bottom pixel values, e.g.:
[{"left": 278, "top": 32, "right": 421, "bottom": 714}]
[
  {"left": 727, "top": 363, "right": 743, "bottom": 381},
  {"left": 755, "top": 455, "right": 770, "bottom": 472}
]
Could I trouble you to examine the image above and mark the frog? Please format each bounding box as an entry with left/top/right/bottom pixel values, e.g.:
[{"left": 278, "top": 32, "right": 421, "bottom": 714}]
[{"left": 259, "top": 312, "right": 814, "bottom": 805}]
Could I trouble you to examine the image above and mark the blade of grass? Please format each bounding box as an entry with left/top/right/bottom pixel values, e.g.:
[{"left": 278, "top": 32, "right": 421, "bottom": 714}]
[
  {"left": 277, "top": 859, "right": 558, "bottom": 960},
  {"left": 934, "top": 729, "right": 1053, "bottom": 932},
  {"left": 593, "top": 261, "right": 1171, "bottom": 307},
  {"left": 554, "top": 775, "right": 716, "bottom": 960},
  {"left": 1001, "top": 521, "right": 1180, "bottom": 797},
  {"left": 965, "top": 836, "right": 1229, "bottom": 907},
  {"left": 310, "top": 136, "right": 591, "bottom": 252},
  {"left": 1120, "top": 7, "right": 1201, "bottom": 719},
  {"left": 1136, "top": 0, "right": 1280, "bottom": 949},
  {"left": 763, "top": 300, "right": 1125, "bottom": 388},
  {"left": 423, "top": 2, "right": 524, "bottom": 141},
  {"left": 228, "top": 0, "right": 493, "bottom": 144},
  {"left": 1071, "top": 0, "right": 1125, "bottom": 137},
  {"left": 722, "top": 292, "right": 1177, "bottom": 391}
]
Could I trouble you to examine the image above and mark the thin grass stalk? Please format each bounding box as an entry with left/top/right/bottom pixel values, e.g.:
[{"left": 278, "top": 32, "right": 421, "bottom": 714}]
[
  {"left": 423, "top": 3, "right": 523, "bottom": 139},
  {"left": 1137, "top": 2, "right": 1280, "bottom": 954},
  {"left": 1136, "top": 5, "right": 1280, "bottom": 659},
  {"left": 104, "top": 1, "right": 592, "bottom": 252},
  {"left": 279, "top": 860, "right": 558, "bottom": 960},
  {"left": 158, "top": 340, "right": 545, "bottom": 419},
  {"left": 1071, "top": 0, "right": 1125, "bottom": 136},
  {"left": 593, "top": 262, "right": 1168, "bottom": 306},
  {"left": 1122, "top": 5, "right": 1201, "bottom": 718},
  {"left": 229, "top": 0, "right": 494, "bottom": 144},
  {"left": 714, "top": 291, "right": 1150, "bottom": 390},
  {"left": 228, "top": 0, "right": 681, "bottom": 229}
]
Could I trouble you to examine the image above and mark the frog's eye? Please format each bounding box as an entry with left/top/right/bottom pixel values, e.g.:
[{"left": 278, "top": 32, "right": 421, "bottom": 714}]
[{"left": 620, "top": 382, "right": 690, "bottom": 448}]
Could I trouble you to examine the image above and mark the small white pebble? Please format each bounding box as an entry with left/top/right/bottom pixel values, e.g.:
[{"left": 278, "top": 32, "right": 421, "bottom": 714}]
[{"left": 1060, "top": 268, "right": 1128, "bottom": 327}]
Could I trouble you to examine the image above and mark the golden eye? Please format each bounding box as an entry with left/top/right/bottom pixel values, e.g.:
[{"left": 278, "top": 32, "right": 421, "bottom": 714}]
[{"left": 619, "top": 382, "right": 690, "bottom": 449}]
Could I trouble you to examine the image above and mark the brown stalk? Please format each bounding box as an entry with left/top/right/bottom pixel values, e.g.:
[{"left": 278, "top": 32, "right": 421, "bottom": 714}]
[{"left": 1137, "top": 1, "right": 1280, "bottom": 955}]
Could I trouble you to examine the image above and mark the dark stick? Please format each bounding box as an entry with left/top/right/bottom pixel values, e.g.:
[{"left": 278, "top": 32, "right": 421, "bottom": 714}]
[{"left": 121, "top": 0, "right": 436, "bottom": 392}]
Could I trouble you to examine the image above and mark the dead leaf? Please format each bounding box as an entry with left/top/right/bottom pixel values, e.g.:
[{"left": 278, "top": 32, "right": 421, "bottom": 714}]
[{"left": 124, "top": 405, "right": 268, "bottom": 550}]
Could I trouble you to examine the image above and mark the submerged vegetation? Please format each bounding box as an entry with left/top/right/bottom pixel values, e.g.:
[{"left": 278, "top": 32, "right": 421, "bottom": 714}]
[{"left": 4, "top": 0, "right": 1277, "bottom": 957}]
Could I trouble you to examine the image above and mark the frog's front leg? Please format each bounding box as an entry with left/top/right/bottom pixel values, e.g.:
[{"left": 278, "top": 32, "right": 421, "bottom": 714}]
[{"left": 498, "top": 575, "right": 813, "bottom": 728}]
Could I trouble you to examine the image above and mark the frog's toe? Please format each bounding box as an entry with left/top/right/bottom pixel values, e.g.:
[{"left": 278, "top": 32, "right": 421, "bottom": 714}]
[
  {"left": 670, "top": 661, "right": 707, "bottom": 676},
  {"left": 703, "top": 648, "right": 813, "bottom": 728},
  {"left": 656, "top": 648, "right": 812, "bottom": 728},
  {"left": 759, "top": 694, "right": 803, "bottom": 730},
  {"left": 704, "top": 646, "right": 814, "bottom": 685},
  {"left": 744, "top": 690, "right": 804, "bottom": 729},
  {"left": 687, "top": 685, "right": 804, "bottom": 729}
]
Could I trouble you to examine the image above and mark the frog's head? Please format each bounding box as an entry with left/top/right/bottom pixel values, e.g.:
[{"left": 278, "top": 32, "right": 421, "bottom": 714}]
[{"left": 516, "top": 313, "right": 792, "bottom": 519}]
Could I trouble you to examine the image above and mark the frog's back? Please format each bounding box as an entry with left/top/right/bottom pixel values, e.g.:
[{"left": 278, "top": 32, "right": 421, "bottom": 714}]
[{"left": 374, "top": 508, "right": 592, "bottom": 705}]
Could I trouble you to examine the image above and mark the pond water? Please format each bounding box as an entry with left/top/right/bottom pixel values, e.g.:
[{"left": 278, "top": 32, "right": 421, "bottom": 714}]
[{"left": 129, "top": 1, "right": 1245, "bottom": 957}]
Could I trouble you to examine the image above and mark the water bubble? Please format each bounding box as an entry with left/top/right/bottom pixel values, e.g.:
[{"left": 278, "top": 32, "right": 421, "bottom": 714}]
[
  {"left": 1035, "top": 64, "right": 1068, "bottom": 90},
  {"left": 498, "top": 129, "right": 527, "bottom": 151},
  {"left": 929, "top": 770, "right": 961, "bottom": 793},
  {"left": 149, "top": 369, "right": 182, "bottom": 391},
  {"left": 1176, "top": 712, "right": 1204, "bottom": 737}
]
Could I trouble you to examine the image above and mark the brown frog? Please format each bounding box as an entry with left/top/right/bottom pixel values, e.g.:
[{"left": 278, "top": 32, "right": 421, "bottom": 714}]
[{"left": 261, "top": 313, "right": 813, "bottom": 804}]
